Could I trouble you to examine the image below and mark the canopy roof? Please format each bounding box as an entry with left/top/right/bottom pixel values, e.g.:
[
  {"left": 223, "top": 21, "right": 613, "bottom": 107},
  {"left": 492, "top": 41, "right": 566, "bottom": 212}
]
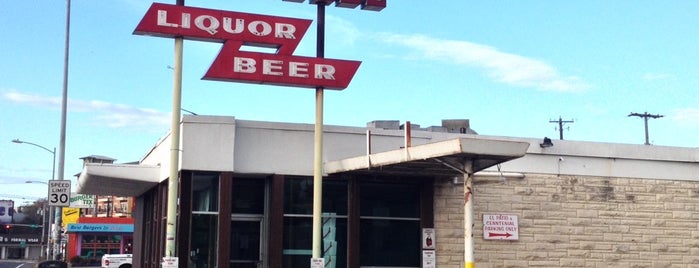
[
  {"left": 324, "top": 138, "right": 530, "bottom": 177},
  {"left": 77, "top": 163, "right": 160, "bottom": 196}
]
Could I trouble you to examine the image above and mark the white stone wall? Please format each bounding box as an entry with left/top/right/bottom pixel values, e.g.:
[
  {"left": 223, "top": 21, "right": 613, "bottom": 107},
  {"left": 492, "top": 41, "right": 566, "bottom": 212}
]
[{"left": 434, "top": 174, "right": 699, "bottom": 267}]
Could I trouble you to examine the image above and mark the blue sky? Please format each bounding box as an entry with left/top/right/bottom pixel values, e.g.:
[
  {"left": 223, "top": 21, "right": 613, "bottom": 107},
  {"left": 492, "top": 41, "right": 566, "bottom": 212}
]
[{"left": 1, "top": 1, "right": 698, "bottom": 204}]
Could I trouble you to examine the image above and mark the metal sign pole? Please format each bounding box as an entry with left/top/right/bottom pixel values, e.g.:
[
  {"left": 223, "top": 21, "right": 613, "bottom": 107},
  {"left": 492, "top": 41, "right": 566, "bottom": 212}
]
[
  {"left": 54, "top": 0, "right": 71, "bottom": 260},
  {"left": 312, "top": 1, "right": 326, "bottom": 261},
  {"left": 164, "top": 0, "right": 185, "bottom": 263}
]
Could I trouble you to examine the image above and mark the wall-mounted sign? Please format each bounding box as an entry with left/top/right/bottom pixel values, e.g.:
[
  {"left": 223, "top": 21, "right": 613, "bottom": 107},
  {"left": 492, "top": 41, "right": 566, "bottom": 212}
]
[
  {"left": 483, "top": 214, "right": 519, "bottom": 240},
  {"left": 422, "top": 228, "right": 435, "bottom": 249},
  {"left": 0, "top": 236, "right": 40, "bottom": 244},
  {"left": 62, "top": 207, "right": 80, "bottom": 228},
  {"left": 66, "top": 223, "right": 134, "bottom": 233},
  {"left": 310, "top": 258, "right": 325, "bottom": 268},
  {"left": 422, "top": 250, "right": 435, "bottom": 268},
  {"left": 70, "top": 193, "right": 95, "bottom": 208},
  {"left": 134, "top": 3, "right": 361, "bottom": 90},
  {"left": 162, "top": 257, "right": 178, "bottom": 268}
]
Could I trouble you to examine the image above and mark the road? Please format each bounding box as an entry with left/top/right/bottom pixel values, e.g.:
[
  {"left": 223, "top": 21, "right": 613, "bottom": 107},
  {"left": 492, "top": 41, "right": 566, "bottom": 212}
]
[{"left": 0, "top": 260, "right": 37, "bottom": 268}]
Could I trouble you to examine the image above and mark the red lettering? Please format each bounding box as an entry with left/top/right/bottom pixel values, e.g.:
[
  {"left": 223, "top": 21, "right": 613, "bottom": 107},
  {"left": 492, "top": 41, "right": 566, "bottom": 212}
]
[{"left": 232, "top": 57, "right": 336, "bottom": 80}]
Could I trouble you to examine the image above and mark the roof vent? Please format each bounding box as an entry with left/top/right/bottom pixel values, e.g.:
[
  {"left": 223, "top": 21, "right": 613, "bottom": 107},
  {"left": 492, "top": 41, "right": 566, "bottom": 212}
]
[
  {"left": 442, "top": 119, "right": 478, "bottom": 134},
  {"left": 367, "top": 120, "right": 400, "bottom": 130}
]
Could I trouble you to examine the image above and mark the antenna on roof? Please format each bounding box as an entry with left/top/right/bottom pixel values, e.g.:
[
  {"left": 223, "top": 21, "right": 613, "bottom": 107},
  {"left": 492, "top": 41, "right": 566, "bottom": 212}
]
[{"left": 628, "top": 112, "right": 663, "bottom": 145}]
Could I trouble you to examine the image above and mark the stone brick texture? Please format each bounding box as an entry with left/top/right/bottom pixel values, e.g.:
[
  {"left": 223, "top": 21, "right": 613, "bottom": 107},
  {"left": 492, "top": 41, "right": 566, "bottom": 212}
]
[{"left": 433, "top": 174, "right": 699, "bottom": 268}]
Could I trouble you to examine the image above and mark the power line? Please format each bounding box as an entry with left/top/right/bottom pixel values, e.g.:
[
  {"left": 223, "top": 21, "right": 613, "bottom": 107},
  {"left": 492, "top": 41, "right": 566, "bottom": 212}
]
[
  {"left": 628, "top": 112, "right": 664, "bottom": 145},
  {"left": 0, "top": 194, "right": 42, "bottom": 200},
  {"left": 549, "top": 116, "right": 574, "bottom": 140}
]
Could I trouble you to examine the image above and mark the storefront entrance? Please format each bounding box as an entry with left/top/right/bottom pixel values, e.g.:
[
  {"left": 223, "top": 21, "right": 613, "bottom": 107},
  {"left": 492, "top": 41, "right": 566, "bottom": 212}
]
[
  {"left": 230, "top": 178, "right": 267, "bottom": 268},
  {"left": 145, "top": 172, "right": 433, "bottom": 268},
  {"left": 5, "top": 247, "right": 25, "bottom": 259},
  {"left": 230, "top": 218, "right": 262, "bottom": 267}
]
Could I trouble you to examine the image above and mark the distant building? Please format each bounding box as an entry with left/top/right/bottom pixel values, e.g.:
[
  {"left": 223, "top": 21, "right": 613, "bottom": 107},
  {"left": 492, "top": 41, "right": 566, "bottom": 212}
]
[
  {"left": 0, "top": 199, "right": 27, "bottom": 260},
  {"left": 64, "top": 155, "right": 135, "bottom": 264},
  {"left": 0, "top": 200, "right": 14, "bottom": 224}
]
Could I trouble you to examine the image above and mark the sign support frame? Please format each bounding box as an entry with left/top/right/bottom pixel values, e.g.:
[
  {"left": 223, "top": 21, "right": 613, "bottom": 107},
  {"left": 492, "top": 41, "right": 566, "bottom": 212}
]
[
  {"left": 311, "top": 1, "right": 326, "bottom": 260},
  {"left": 463, "top": 163, "right": 474, "bottom": 268},
  {"left": 163, "top": 0, "right": 185, "bottom": 266}
]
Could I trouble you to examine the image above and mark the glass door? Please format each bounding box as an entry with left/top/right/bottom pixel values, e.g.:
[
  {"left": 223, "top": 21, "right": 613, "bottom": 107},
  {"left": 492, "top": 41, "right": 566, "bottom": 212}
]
[
  {"left": 231, "top": 217, "right": 263, "bottom": 268},
  {"left": 230, "top": 178, "right": 268, "bottom": 268}
]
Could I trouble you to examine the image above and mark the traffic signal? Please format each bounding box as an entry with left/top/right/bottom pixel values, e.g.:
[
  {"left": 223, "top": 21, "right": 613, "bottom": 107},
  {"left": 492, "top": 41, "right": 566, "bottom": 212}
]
[{"left": 2, "top": 224, "right": 9, "bottom": 234}]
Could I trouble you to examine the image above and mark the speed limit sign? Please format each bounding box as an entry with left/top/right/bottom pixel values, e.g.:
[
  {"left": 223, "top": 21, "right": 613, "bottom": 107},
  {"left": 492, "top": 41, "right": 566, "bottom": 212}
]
[{"left": 48, "top": 180, "right": 71, "bottom": 207}]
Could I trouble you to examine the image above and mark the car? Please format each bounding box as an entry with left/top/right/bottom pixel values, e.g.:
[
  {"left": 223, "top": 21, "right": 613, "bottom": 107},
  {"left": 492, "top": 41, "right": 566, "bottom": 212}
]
[{"left": 101, "top": 254, "right": 132, "bottom": 268}]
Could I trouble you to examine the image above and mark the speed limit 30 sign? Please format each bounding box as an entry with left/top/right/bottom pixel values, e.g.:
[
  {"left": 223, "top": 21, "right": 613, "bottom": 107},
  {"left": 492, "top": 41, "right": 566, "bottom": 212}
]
[{"left": 48, "top": 180, "right": 71, "bottom": 207}]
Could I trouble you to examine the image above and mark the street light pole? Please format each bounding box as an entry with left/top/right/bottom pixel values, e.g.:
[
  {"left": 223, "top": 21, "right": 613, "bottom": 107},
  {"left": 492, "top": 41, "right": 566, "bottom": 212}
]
[
  {"left": 26, "top": 180, "right": 53, "bottom": 261},
  {"left": 13, "top": 139, "right": 56, "bottom": 181},
  {"left": 53, "top": 0, "right": 72, "bottom": 261},
  {"left": 13, "top": 0, "right": 71, "bottom": 262},
  {"left": 13, "top": 139, "right": 56, "bottom": 261}
]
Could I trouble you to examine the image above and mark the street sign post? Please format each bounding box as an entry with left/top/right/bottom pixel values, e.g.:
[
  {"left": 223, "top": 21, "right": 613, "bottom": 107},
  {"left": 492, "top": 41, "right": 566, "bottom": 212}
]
[{"left": 48, "top": 180, "right": 71, "bottom": 207}]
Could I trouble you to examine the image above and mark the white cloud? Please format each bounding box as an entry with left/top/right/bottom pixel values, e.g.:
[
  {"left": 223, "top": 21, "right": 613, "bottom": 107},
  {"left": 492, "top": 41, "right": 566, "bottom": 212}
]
[
  {"left": 3, "top": 91, "right": 61, "bottom": 107},
  {"left": 671, "top": 108, "right": 699, "bottom": 127},
  {"left": 2, "top": 90, "right": 169, "bottom": 130},
  {"left": 94, "top": 108, "right": 168, "bottom": 129},
  {"left": 326, "top": 15, "right": 361, "bottom": 46},
  {"left": 642, "top": 72, "right": 674, "bottom": 81},
  {"left": 375, "top": 33, "right": 589, "bottom": 92},
  {"left": 0, "top": 176, "right": 36, "bottom": 184}
]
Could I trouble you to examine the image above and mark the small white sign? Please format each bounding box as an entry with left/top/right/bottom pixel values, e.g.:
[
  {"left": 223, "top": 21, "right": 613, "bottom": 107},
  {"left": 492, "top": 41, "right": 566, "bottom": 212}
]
[
  {"left": 483, "top": 214, "right": 519, "bottom": 240},
  {"left": 70, "top": 193, "right": 95, "bottom": 208},
  {"left": 162, "top": 256, "right": 178, "bottom": 268},
  {"left": 422, "top": 250, "right": 436, "bottom": 268},
  {"left": 48, "top": 180, "right": 71, "bottom": 207},
  {"left": 422, "top": 228, "right": 435, "bottom": 249},
  {"left": 311, "top": 258, "right": 325, "bottom": 268}
]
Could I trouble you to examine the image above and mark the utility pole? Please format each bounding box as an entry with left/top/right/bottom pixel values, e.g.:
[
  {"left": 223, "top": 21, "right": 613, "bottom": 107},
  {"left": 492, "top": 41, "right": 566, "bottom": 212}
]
[
  {"left": 549, "top": 117, "right": 574, "bottom": 140},
  {"left": 628, "top": 112, "right": 663, "bottom": 145}
]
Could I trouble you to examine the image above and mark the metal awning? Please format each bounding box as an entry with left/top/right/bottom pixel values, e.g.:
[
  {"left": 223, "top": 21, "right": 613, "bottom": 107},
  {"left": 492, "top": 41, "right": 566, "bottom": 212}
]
[
  {"left": 325, "top": 138, "right": 530, "bottom": 176},
  {"left": 76, "top": 163, "right": 160, "bottom": 196}
]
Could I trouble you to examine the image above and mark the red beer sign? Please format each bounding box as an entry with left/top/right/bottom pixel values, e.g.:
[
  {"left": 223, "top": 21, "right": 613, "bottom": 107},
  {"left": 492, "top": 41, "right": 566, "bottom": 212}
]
[{"left": 134, "top": 3, "right": 361, "bottom": 90}]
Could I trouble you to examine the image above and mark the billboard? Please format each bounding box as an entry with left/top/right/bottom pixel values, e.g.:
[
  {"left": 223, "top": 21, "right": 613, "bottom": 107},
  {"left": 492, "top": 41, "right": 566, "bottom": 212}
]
[
  {"left": 134, "top": 3, "right": 361, "bottom": 90},
  {"left": 0, "top": 200, "right": 15, "bottom": 224}
]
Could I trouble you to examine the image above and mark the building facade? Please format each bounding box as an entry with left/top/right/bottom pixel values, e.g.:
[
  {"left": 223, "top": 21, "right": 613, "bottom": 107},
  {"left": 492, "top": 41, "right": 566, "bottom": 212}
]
[
  {"left": 66, "top": 217, "right": 134, "bottom": 265},
  {"left": 76, "top": 115, "right": 699, "bottom": 267},
  {"left": 63, "top": 155, "right": 135, "bottom": 265},
  {"left": 0, "top": 200, "right": 44, "bottom": 260}
]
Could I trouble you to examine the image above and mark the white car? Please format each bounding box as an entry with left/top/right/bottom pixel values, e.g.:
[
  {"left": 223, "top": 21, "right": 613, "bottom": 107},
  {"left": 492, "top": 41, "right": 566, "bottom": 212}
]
[{"left": 101, "top": 254, "right": 132, "bottom": 268}]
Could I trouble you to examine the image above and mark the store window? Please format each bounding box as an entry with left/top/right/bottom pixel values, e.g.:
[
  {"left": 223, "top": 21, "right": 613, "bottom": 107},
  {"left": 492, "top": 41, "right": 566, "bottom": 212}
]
[
  {"left": 193, "top": 173, "right": 219, "bottom": 212},
  {"left": 360, "top": 182, "right": 421, "bottom": 267},
  {"left": 283, "top": 177, "right": 347, "bottom": 268},
  {"left": 80, "top": 234, "right": 125, "bottom": 261},
  {"left": 119, "top": 202, "right": 128, "bottom": 214},
  {"left": 190, "top": 173, "right": 219, "bottom": 268},
  {"left": 124, "top": 236, "right": 133, "bottom": 254}
]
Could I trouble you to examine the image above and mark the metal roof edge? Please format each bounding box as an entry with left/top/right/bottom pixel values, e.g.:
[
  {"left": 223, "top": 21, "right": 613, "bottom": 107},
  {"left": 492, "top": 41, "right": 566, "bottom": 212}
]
[{"left": 325, "top": 137, "right": 529, "bottom": 176}]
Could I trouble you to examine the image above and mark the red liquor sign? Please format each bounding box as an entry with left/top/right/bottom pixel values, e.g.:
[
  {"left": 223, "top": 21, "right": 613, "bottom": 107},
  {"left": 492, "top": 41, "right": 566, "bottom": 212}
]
[{"left": 134, "top": 3, "right": 361, "bottom": 90}]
